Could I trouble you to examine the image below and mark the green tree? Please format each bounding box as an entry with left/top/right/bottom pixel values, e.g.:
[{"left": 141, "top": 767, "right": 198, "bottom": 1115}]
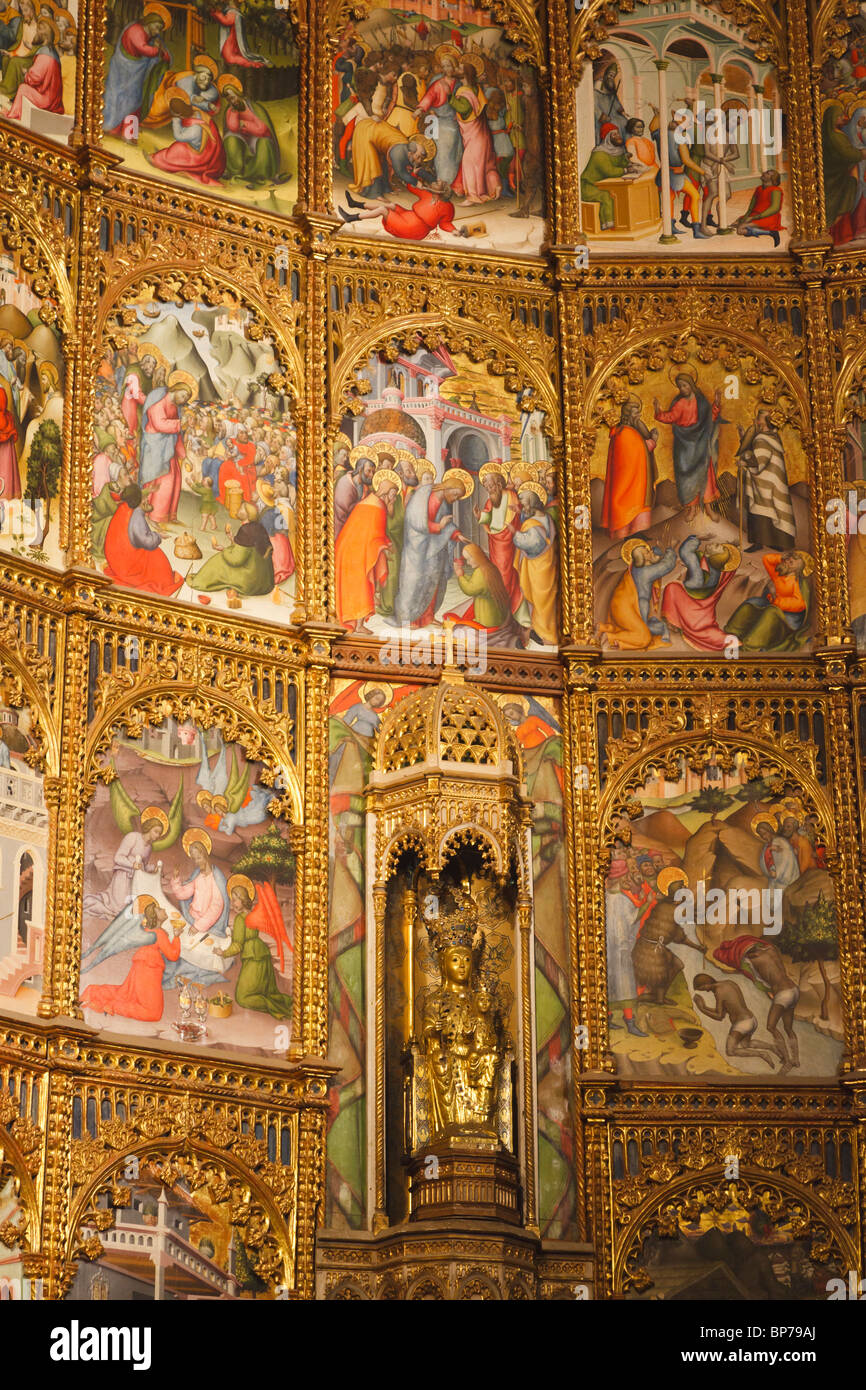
[
  {"left": 779, "top": 893, "right": 838, "bottom": 1020},
  {"left": 690, "top": 787, "right": 733, "bottom": 816},
  {"left": 24, "top": 419, "right": 62, "bottom": 542},
  {"left": 235, "top": 821, "right": 295, "bottom": 886}
]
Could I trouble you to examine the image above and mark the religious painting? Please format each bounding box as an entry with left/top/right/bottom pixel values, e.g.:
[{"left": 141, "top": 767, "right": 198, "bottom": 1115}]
[
  {"left": 626, "top": 1187, "right": 846, "bottom": 1300},
  {"left": 576, "top": 3, "right": 788, "bottom": 254},
  {"left": 591, "top": 355, "right": 812, "bottom": 655},
  {"left": 0, "top": 0, "right": 78, "bottom": 144},
  {"left": 93, "top": 292, "right": 297, "bottom": 622},
  {"left": 102, "top": 0, "right": 298, "bottom": 213},
  {"left": 332, "top": 2, "right": 545, "bottom": 254},
  {"left": 0, "top": 700, "right": 47, "bottom": 1016},
  {"left": 0, "top": 239, "right": 64, "bottom": 567},
  {"left": 65, "top": 1163, "right": 284, "bottom": 1300},
  {"left": 494, "top": 692, "right": 575, "bottom": 1240},
  {"left": 80, "top": 718, "right": 295, "bottom": 1056},
  {"left": 840, "top": 393, "right": 866, "bottom": 649},
  {"left": 334, "top": 349, "right": 559, "bottom": 653},
  {"left": 820, "top": 17, "right": 866, "bottom": 248},
  {"left": 606, "top": 760, "right": 842, "bottom": 1079},
  {"left": 326, "top": 677, "right": 418, "bottom": 1228}
]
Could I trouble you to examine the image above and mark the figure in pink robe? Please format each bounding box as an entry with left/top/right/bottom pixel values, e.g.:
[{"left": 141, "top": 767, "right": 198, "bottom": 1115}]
[
  {"left": 6, "top": 38, "right": 63, "bottom": 120},
  {"left": 451, "top": 66, "right": 501, "bottom": 203}
]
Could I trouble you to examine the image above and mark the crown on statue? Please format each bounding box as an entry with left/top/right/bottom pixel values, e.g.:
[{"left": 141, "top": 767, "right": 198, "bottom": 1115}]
[{"left": 426, "top": 883, "right": 480, "bottom": 957}]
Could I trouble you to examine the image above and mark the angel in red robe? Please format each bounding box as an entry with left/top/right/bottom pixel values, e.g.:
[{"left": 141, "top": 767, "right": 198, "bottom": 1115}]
[{"left": 80, "top": 903, "right": 183, "bottom": 1022}]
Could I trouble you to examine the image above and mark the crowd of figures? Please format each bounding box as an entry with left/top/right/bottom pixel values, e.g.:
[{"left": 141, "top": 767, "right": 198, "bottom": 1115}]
[
  {"left": 334, "top": 443, "right": 559, "bottom": 648},
  {"left": 606, "top": 786, "right": 839, "bottom": 1078},
  {"left": 80, "top": 722, "right": 294, "bottom": 1052},
  {"left": 0, "top": 0, "right": 76, "bottom": 135},
  {"left": 583, "top": 58, "right": 785, "bottom": 245},
  {"left": 333, "top": 21, "right": 543, "bottom": 247},
  {"left": 595, "top": 375, "right": 813, "bottom": 654},
  {"left": 103, "top": 0, "right": 295, "bottom": 193},
  {"left": 92, "top": 329, "right": 297, "bottom": 609}
]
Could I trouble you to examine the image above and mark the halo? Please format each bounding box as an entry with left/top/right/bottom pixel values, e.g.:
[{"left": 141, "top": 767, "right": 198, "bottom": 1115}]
[
  {"left": 211, "top": 794, "right": 229, "bottom": 815},
  {"left": 349, "top": 443, "right": 376, "bottom": 468},
  {"left": 140, "top": 805, "right": 170, "bottom": 836},
  {"left": 134, "top": 894, "right": 158, "bottom": 916},
  {"left": 372, "top": 467, "right": 401, "bottom": 495},
  {"left": 509, "top": 462, "right": 541, "bottom": 488},
  {"left": 191, "top": 54, "right": 218, "bottom": 79},
  {"left": 479, "top": 460, "right": 508, "bottom": 485},
  {"left": 373, "top": 442, "right": 399, "bottom": 465},
  {"left": 516, "top": 480, "right": 547, "bottom": 505},
  {"left": 434, "top": 42, "right": 461, "bottom": 68},
  {"left": 227, "top": 873, "right": 255, "bottom": 901},
  {"left": 360, "top": 680, "right": 390, "bottom": 705},
  {"left": 669, "top": 366, "right": 697, "bottom": 389},
  {"left": 395, "top": 447, "right": 418, "bottom": 467},
  {"left": 217, "top": 73, "right": 243, "bottom": 95},
  {"left": 167, "top": 369, "right": 197, "bottom": 399},
  {"left": 256, "top": 478, "right": 277, "bottom": 507},
  {"left": 499, "top": 692, "right": 529, "bottom": 719},
  {"left": 333, "top": 431, "right": 352, "bottom": 458},
  {"left": 195, "top": 789, "right": 213, "bottom": 811},
  {"left": 441, "top": 467, "right": 474, "bottom": 500},
  {"left": 657, "top": 866, "right": 688, "bottom": 896},
  {"left": 719, "top": 543, "right": 741, "bottom": 572},
  {"left": 416, "top": 457, "right": 435, "bottom": 477},
  {"left": 182, "top": 827, "right": 212, "bottom": 856},
  {"left": 38, "top": 14, "right": 58, "bottom": 40},
  {"left": 751, "top": 811, "right": 778, "bottom": 835},
  {"left": 621, "top": 537, "right": 648, "bottom": 565},
  {"left": 142, "top": 2, "right": 171, "bottom": 29},
  {"left": 792, "top": 549, "right": 814, "bottom": 576}
]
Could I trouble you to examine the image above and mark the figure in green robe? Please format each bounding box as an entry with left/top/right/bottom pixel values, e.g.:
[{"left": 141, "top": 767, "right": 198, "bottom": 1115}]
[
  {"left": 92, "top": 483, "right": 119, "bottom": 560},
  {"left": 822, "top": 101, "right": 862, "bottom": 233},
  {"left": 725, "top": 552, "right": 812, "bottom": 652},
  {"left": 188, "top": 518, "right": 275, "bottom": 596},
  {"left": 452, "top": 543, "right": 510, "bottom": 629},
  {"left": 217, "top": 885, "right": 292, "bottom": 1020},
  {"left": 580, "top": 128, "right": 629, "bottom": 230},
  {"left": 375, "top": 488, "right": 405, "bottom": 617},
  {"left": 221, "top": 83, "right": 281, "bottom": 188}
]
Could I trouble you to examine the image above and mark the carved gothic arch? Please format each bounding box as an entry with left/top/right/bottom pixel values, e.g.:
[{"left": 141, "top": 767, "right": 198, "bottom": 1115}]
[
  {"left": 571, "top": 0, "right": 785, "bottom": 77},
  {"left": 598, "top": 730, "right": 835, "bottom": 861},
  {"left": 64, "top": 1135, "right": 296, "bottom": 1295},
  {"left": 584, "top": 322, "right": 809, "bottom": 437},
  {"left": 84, "top": 679, "right": 303, "bottom": 825},
  {"left": 612, "top": 1165, "right": 859, "bottom": 1296},
  {"left": 331, "top": 311, "right": 560, "bottom": 435},
  {"left": 96, "top": 259, "right": 304, "bottom": 412}
]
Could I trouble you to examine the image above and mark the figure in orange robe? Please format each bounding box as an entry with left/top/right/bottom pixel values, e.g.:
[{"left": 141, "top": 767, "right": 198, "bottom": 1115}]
[
  {"left": 601, "top": 399, "right": 658, "bottom": 538},
  {"left": 81, "top": 913, "right": 181, "bottom": 1022},
  {"left": 103, "top": 484, "right": 184, "bottom": 596},
  {"left": 334, "top": 487, "right": 393, "bottom": 629}
]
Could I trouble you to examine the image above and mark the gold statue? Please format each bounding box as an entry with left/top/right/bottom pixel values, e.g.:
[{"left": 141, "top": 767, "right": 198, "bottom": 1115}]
[{"left": 422, "top": 897, "right": 507, "bottom": 1139}]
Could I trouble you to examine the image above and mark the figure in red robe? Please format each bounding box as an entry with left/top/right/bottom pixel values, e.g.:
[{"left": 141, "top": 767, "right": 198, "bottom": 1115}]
[
  {"left": 0, "top": 381, "right": 19, "bottom": 501},
  {"left": 103, "top": 484, "right": 184, "bottom": 596},
  {"left": 338, "top": 179, "right": 472, "bottom": 241},
  {"left": 80, "top": 904, "right": 182, "bottom": 1022},
  {"left": 149, "top": 100, "right": 227, "bottom": 186},
  {"left": 218, "top": 431, "right": 258, "bottom": 504},
  {"left": 6, "top": 32, "right": 63, "bottom": 120}
]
